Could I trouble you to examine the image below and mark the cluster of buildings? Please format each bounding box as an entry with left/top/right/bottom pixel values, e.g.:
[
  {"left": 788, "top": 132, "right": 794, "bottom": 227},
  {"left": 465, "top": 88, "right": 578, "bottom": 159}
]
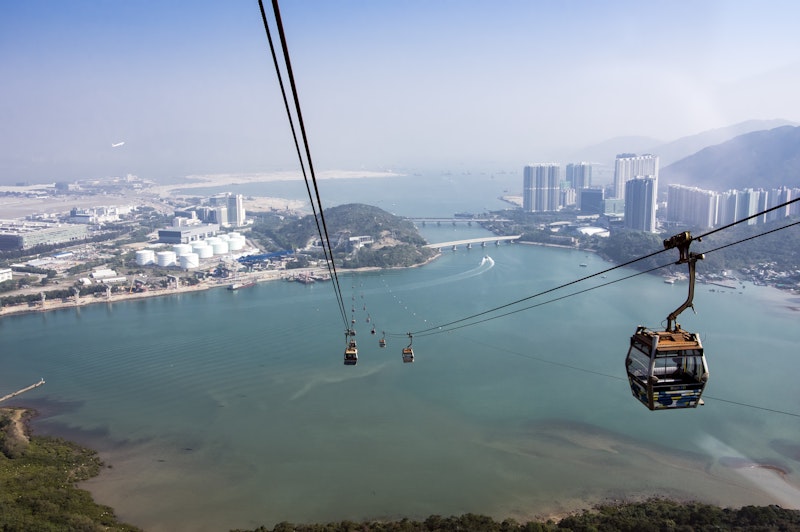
[
  {"left": 523, "top": 154, "right": 798, "bottom": 233},
  {"left": 0, "top": 201, "right": 139, "bottom": 251},
  {"left": 68, "top": 205, "right": 135, "bottom": 224},
  {"left": 172, "top": 193, "right": 247, "bottom": 228},
  {"left": 666, "top": 184, "right": 800, "bottom": 229},
  {"left": 157, "top": 193, "right": 249, "bottom": 247},
  {"left": 523, "top": 155, "right": 660, "bottom": 232}
]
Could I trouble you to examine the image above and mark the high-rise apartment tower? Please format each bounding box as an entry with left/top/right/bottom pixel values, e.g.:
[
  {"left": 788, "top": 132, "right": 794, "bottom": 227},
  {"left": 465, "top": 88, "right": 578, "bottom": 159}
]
[{"left": 522, "top": 164, "right": 560, "bottom": 213}]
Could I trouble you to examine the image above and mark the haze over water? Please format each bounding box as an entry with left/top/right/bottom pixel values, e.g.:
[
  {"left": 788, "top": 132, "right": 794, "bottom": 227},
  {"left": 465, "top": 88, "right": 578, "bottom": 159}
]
[{"left": 2, "top": 175, "right": 800, "bottom": 531}]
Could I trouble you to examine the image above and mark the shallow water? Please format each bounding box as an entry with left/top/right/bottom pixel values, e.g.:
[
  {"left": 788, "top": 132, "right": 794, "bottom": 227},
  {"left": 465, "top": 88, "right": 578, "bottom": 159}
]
[{"left": 2, "top": 183, "right": 800, "bottom": 530}]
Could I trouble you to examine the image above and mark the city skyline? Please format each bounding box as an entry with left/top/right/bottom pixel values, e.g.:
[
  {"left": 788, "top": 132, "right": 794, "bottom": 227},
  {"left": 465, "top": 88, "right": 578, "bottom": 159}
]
[{"left": 2, "top": 2, "right": 800, "bottom": 184}]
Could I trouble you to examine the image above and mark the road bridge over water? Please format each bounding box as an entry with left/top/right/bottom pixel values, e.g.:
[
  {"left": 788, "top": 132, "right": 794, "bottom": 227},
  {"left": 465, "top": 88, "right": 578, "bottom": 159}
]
[
  {"left": 424, "top": 235, "right": 521, "bottom": 251},
  {"left": 410, "top": 217, "right": 511, "bottom": 225}
]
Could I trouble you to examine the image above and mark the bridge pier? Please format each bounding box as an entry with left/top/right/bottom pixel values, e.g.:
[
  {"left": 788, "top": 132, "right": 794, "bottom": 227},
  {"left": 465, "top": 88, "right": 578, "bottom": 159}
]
[
  {"left": 467, "top": 243, "right": 472, "bottom": 249},
  {"left": 452, "top": 245, "right": 457, "bottom": 251},
  {"left": 481, "top": 241, "right": 486, "bottom": 247}
]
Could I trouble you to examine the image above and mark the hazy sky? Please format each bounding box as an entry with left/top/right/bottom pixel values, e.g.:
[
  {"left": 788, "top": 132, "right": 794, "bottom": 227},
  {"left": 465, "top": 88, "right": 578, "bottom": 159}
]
[{"left": 2, "top": 1, "right": 799, "bottom": 183}]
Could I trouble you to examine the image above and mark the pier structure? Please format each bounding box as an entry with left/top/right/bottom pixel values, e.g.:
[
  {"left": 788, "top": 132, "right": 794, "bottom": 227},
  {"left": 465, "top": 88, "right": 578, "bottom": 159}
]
[
  {"left": 423, "top": 235, "right": 521, "bottom": 251},
  {"left": 0, "top": 378, "right": 45, "bottom": 404}
]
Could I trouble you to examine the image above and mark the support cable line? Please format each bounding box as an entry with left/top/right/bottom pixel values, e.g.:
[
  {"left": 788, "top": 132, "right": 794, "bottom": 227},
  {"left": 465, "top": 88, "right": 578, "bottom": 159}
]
[
  {"left": 390, "top": 198, "right": 800, "bottom": 338},
  {"left": 398, "top": 262, "right": 670, "bottom": 338},
  {"left": 468, "top": 337, "right": 800, "bottom": 419},
  {"left": 257, "top": 0, "right": 348, "bottom": 328},
  {"left": 403, "top": 246, "right": 671, "bottom": 336},
  {"left": 391, "top": 218, "right": 800, "bottom": 339}
]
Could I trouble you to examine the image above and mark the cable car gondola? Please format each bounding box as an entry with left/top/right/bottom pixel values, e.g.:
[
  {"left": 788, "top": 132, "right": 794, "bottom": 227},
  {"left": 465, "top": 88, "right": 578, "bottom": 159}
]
[
  {"left": 625, "top": 232, "right": 709, "bottom": 410},
  {"left": 344, "top": 331, "right": 358, "bottom": 366},
  {"left": 379, "top": 331, "right": 386, "bottom": 348},
  {"left": 402, "top": 333, "right": 414, "bottom": 363}
]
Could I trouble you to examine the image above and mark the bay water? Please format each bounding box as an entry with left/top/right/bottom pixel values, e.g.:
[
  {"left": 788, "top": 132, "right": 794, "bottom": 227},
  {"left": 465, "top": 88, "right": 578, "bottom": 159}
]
[{"left": 1, "top": 173, "right": 799, "bottom": 531}]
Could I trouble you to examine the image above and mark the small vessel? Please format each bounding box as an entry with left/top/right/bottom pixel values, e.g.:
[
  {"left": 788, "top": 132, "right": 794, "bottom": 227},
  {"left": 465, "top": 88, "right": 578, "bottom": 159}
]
[
  {"left": 228, "top": 279, "right": 256, "bottom": 290},
  {"left": 579, "top": 263, "right": 588, "bottom": 267}
]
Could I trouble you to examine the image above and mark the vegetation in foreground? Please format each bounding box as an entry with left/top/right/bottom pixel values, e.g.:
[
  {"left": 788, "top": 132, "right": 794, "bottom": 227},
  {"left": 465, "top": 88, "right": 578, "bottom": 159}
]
[
  {"left": 0, "top": 407, "right": 141, "bottom": 531},
  {"left": 236, "top": 499, "right": 800, "bottom": 531}
]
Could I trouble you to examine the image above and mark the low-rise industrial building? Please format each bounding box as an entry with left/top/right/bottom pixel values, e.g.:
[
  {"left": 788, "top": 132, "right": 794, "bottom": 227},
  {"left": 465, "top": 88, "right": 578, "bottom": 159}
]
[
  {"left": 157, "top": 224, "right": 220, "bottom": 244},
  {"left": 0, "top": 221, "right": 88, "bottom": 251}
]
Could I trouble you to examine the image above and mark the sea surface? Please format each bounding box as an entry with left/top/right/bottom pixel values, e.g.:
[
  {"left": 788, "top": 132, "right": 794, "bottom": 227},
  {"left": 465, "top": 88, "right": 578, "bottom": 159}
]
[{"left": 2, "top": 174, "right": 800, "bottom": 531}]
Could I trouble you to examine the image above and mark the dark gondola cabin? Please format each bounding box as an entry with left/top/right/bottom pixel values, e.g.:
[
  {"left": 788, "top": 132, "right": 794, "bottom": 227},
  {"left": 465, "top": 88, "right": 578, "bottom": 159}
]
[{"left": 625, "top": 326, "right": 708, "bottom": 410}]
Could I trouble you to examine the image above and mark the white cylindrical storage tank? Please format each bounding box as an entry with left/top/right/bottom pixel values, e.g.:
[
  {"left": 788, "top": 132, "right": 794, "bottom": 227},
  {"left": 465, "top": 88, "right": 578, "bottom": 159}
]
[
  {"left": 228, "top": 237, "right": 245, "bottom": 251},
  {"left": 196, "top": 245, "right": 213, "bottom": 259},
  {"left": 228, "top": 232, "right": 241, "bottom": 239},
  {"left": 179, "top": 253, "right": 199, "bottom": 269},
  {"left": 135, "top": 249, "right": 155, "bottom": 266},
  {"left": 218, "top": 234, "right": 230, "bottom": 241},
  {"left": 211, "top": 241, "right": 229, "bottom": 255},
  {"left": 173, "top": 244, "right": 192, "bottom": 256},
  {"left": 191, "top": 242, "right": 209, "bottom": 253},
  {"left": 156, "top": 251, "right": 177, "bottom": 267},
  {"left": 205, "top": 237, "right": 221, "bottom": 247}
]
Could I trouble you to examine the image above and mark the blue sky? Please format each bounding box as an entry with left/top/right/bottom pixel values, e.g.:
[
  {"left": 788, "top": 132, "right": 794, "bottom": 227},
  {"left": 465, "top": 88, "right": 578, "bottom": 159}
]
[{"left": 1, "top": 1, "right": 799, "bottom": 183}]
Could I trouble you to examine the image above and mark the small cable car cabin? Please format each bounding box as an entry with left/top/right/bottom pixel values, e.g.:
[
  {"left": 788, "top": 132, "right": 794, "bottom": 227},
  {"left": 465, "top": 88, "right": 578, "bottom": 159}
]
[
  {"left": 625, "top": 326, "right": 708, "bottom": 410},
  {"left": 402, "top": 333, "right": 414, "bottom": 363},
  {"left": 344, "top": 338, "right": 358, "bottom": 366},
  {"left": 379, "top": 338, "right": 386, "bottom": 348},
  {"left": 344, "top": 329, "right": 358, "bottom": 366}
]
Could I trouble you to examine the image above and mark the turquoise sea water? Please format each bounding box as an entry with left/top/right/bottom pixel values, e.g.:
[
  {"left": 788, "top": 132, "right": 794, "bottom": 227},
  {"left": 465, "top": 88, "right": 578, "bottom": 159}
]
[{"left": 2, "top": 176, "right": 800, "bottom": 531}]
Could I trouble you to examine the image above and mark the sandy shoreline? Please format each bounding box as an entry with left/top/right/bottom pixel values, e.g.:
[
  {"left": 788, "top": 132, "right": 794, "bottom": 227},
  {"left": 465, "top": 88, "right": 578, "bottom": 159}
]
[{"left": 149, "top": 169, "right": 402, "bottom": 197}]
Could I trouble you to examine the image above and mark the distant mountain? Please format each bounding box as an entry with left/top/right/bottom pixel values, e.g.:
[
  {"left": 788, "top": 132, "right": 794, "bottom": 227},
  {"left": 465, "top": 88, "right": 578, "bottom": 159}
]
[
  {"left": 561, "top": 119, "right": 797, "bottom": 169},
  {"left": 660, "top": 125, "right": 800, "bottom": 191},
  {"left": 647, "top": 119, "right": 797, "bottom": 167}
]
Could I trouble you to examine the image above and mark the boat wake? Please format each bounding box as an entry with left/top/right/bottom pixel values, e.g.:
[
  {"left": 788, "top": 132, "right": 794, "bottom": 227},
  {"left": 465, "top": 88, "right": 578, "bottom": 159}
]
[{"left": 380, "top": 254, "right": 496, "bottom": 294}]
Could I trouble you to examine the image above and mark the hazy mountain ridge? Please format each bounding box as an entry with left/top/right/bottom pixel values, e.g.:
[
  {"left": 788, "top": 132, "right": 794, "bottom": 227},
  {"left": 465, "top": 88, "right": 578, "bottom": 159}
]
[
  {"left": 661, "top": 125, "right": 800, "bottom": 191},
  {"left": 565, "top": 119, "right": 797, "bottom": 169},
  {"left": 646, "top": 118, "right": 797, "bottom": 167}
]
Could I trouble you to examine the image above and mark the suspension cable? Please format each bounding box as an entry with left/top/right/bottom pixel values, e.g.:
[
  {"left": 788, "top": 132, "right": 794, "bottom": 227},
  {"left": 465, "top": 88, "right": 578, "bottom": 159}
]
[
  {"left": 406, "top": 244, "right": 671, "bottom": 336},
  {"left": 257, "top": 0, "right": 348, "bottom": 328},
  {"left": 400, "top": 262, "right": 670, "bottom": 338},
  {"left": 391, "top": 201, "right": 800, "bottom": 338}
]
